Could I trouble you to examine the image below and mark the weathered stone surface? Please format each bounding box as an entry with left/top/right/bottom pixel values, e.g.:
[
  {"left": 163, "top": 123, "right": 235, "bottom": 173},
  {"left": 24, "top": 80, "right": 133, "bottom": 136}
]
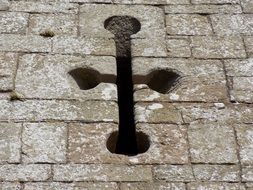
[
  {"left": 231, "top": 77, "right": 253, "bottom": 103},
  {"left": 179, "top": 103, "right": 253, "bottom": 124},
  {"left": 245, "top": 36, "right": 253, "bottom": 57},
  {"left": 0, "top": 34, "right": 51, "bottom": 52},
  {"left": 166, "top": 38, "right": 191, "bottom": 57},
  {"left": 191, "top": 36, "right": 246, "bottom": 58},
  {"left": 235, "top": 124, "right": 253, "bottom": 165},
  {"left": 15, "top": 54, "right": 117, "bottom": 100},
  {"left": 79, "top": 4, "right": 165, "bottom": 39},
  {"left": 0, "top": 182, "right": 21, "bottom": 190},
  {"left": 0, "top": 12, "right": 29, "bottom": 34},
  {"left": 188, "top": 122, "right": 238, "bottom": 163},
  {"left": 68, "top": 123, "right": 118, "bottom": 163},
  {"left": 135, "top": 103, "right": 183, "bottom": 123},
  {"left": 193, "top": 165, "right": 240, "bottom": 181},
  {"left": 23, "top": 182, "right": 118, "bottom": 190},
  {"left": 0, "top": 164, "right": 51, "bottom": 181},
  {"left": 246, "top": 183, "right": 253, "bottom": 189},
  {"left": 165, "top": 4, "right": 242, "bottom": 14},
  {"left": 0, "top": 0, "right": 9, "bottom": 11},
  {"left": 0, "top": 100, "right": 118, "bottom": 122},
  {"left": 187, "top": 182, "right": 246, "bottom": 190},
  {"left": 10, "top": 2, "right": 79, "bottom": 13},
  {"left": 69, "top": 123, "right": 188, "bottom": 164},
  {"left": 153, "top": 165, "right": 194, "bottom": 182},
  {"left": 29, "top": 14, "right": 77, "bottom": 36},
  {"left": 132, "top": 0, "right": 167, "bottom": 4},
  {"left": 166, "top": 14, "right": 212, "bottom": 35},
  {"left": 70, "top": 0, "right": 112, "bottom": 2},
  {"left": 225, "top": 59, "right": 253, "bottom": 77},
  {"left": 242, "top": 0, "right": 253, "bottom": 13},
  {"left": 243, "top": 166, "right": 253, "bottom": 182},
  {"left": 0, "top": 123, "right": 21, "bottom": 163},
  {"left": 120, "top": 182, "right": 186, "bottom": 190},
  {"left": 225, "top": 59, "right": 253, "bottom": 103},
  {"left": 132, "top": 38, "right": 167, "bottom": 57},
  {"left": 191, "top": 0, "right": 240, "bottom": 4},
  {"left": 52, "top": 36, "right": 115, "bottom": 56},
  {"left": 53, "top": 164, "right": 152, "bottom": 181},
  {"left": 22, "top": 123, "right": 67, "bottom": 163},
  {"left": 211, "top": 14, "right": 253, "bottom": 35},
  {"left": 0, "top": 53, "right": 17, "bottom": 91},
  {"left": 133, "top": 58, "right": 227, "bottom": 102}
]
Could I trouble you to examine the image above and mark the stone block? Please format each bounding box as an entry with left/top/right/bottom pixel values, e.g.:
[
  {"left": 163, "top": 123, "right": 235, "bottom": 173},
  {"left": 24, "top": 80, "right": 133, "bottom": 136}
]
[
  {"left": 242, "top": 0, "right": 253, "bottom": 13},
  {"left": 15, "top": 54, "right": 117, "bottom": 100},
  {"left": 225, "top": 59, "right": 253, "bottom": 77},
  {"left": 211, "top": 14, "right": 253, "bottom": 35},
  {"left": 231, "top": 77, "right": 253, "bottom": 103},
  {"left": 0, "top": 0, "right": 9, "bottom": 11},
  {"left": 23, "top": 182, "right": 118, "bottom": 190},
  {"left": 0, "top": 164, "right": 51, "bottom": 181},
  {"left": 131, "top": 38, "right": 167, "bottom": 57},
  {"left": 178, "top": 103, "right": 253, "bottom": 124},
  {"left": 29, "top": 14, "right": 77, "bottom": 36},
  {"left": 153, "top": 165, "right": 194, "bottom": 182},
  {"left": 0, "top": 182, "right": 21, "bottom": 190},
  {"left": 68, "top": 123, "right": 188, "bottom": 164},
  {"left": 165, "top": 0, "right": 190, "bottom": 4},
  {"left": 166, "top": 14, "right": 212, "bottom": 35},
  {"left": 0, "top": 53, "right": 17, "bottom": 91},
  {"left": 133, "top": 58, "right": 227, "bottom": 102},
  {"left": 68, "top": 123, "right": 118, "bottom": 164},
  {"left": 245, "top": 36, "right": 253, "bottom": 57},
  {"left": 166, "top": 38, "right": 191, "bottom": 57},
  {"left": 70, "top": 0, "right": 112, "bottom": 2},
  {"left": 243, "top": 166, "right": 253, "bottom": 182},
  {"left": 120, "top": 182, "right": 186, "bottom": 190},
  {"left": 165, "top": 4, "right": 242, "bottom": 14},
  {"left": 0, "top": 123, "right": 21, "bottom": 163},
  {"left": 132, "top": 0, "right": 167, "bottom": 4},
  {"left": 0, "top": 100, "right": 118, "bottom": 122},
  {"left": 0, "top": 12, "right": 29, "bottom": 34},
  {"left": 135, "top": 103, "right": 183, "bottom": 123},
  {"left": 225, "top": 59, "right": 253, "bottom": 103},
  {"left": 79, "top": 4, "right": 165, "bottom": 39},
  {"left": 191, "top": 0, "right": 240, "bottom": 4},
  {"left": 53, "top": 164, "right": 152, "bottom": 181},
  {"left": 10, "top": 2, "right": 79, "bottom": 13},
  {"left": 193, "top": 165, "right": 240, "bottom": 181},
  {"left": 22, "top": 123, "right": 67, "bottom": 163},
  {"left": 52, "top": 36, "right": 115, "bottom": 56},
  {"left": 188, "top": 122, "right": 238, "bottom": 163},
  {"left": 187, "top": 182, "right": 246, "bottom": 190},
  {"left": 191, "top": 36, "right": 246, "bottom": 58},
  {"left": 235, "top": 124, "right": 253, "bottom": 165},
  {"left": 0, "top": 34, "right": 51, "bottom": 53}
]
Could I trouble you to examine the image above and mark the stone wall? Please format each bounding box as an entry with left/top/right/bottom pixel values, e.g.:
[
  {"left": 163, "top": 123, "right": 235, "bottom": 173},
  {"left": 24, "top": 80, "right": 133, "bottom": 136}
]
[{"left": 0, "top": 0, "right": 253, "bottom": 189}]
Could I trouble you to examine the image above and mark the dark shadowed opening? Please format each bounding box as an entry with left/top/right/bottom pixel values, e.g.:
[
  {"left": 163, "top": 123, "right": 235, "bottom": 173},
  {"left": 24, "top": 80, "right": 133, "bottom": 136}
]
[
  {"left": 146, "top": 70, "right": 181, "bottom": 94},
  {"left": 105, "top": 16, "right": 149, "bottom": 156},
  {"left": 69, "top": 68, "right": 100, "bottom": 90},
  {"left": 106, "top": 131, "right": 150, "bottom": 156}
]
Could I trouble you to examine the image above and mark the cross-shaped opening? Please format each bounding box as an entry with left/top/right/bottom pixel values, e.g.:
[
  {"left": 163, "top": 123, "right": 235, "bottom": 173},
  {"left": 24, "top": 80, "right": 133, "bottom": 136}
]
[{"left": 69, "top": 15, "right": 182, "bottom": 157}]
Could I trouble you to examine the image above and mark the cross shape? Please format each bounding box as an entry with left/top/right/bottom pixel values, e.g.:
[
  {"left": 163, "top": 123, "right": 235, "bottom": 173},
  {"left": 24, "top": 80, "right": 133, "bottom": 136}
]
[{"left": 69, "top": 16, "right": 181, "bottom": 156}]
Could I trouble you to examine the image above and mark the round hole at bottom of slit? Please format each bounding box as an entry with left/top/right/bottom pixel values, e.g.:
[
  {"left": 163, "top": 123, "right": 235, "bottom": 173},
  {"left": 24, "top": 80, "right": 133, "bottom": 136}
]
[{"left": 106, "top": 131, "right": 150, "bottom": 156}]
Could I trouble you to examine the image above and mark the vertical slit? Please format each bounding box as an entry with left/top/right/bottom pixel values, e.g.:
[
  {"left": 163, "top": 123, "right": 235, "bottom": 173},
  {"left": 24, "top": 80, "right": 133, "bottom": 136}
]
[{"left": 105, "top": 16, "right": 141, "bottom": 155}]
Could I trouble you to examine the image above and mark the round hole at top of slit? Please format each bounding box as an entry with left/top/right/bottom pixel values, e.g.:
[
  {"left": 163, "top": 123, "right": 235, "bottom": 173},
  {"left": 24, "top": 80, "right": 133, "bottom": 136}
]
[
  {"left": 68, "top": 68, "right": 101, "bottom": 90},
  {"left": 104, "top": 16, "right": 141, "bottom": 37},
  {"left": 146, "top": 69, "right": 181, "bottom": 94}
]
